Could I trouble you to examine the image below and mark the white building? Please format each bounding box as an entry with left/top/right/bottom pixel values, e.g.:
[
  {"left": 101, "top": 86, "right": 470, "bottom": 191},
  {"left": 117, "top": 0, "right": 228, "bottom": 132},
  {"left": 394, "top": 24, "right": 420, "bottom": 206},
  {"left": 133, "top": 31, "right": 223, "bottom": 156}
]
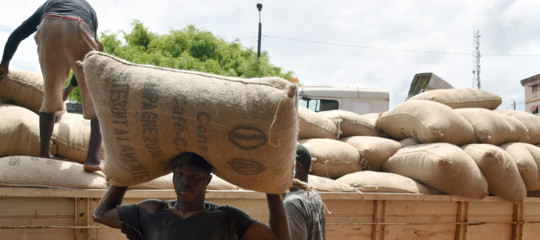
[{"left": 520, "top": 73, "right": 540, "bottom": 115}]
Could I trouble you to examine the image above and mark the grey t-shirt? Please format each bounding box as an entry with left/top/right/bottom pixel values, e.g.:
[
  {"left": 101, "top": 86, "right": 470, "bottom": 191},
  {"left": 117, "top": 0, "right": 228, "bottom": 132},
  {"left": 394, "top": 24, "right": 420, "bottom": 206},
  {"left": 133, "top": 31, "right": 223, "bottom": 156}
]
[
  {"left": 284, "top": 189, "right": 326, "bottom": 240},
  {"left": 117, "top": 200, "right": 255, "bottom": 240}
]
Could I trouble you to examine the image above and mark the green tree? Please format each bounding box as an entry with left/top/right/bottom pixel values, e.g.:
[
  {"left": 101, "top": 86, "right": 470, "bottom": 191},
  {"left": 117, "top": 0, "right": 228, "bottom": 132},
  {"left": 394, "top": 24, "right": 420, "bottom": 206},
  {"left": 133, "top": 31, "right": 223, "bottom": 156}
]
[{"left": 67, "top": 20, "right": 293, "bottom": 102}]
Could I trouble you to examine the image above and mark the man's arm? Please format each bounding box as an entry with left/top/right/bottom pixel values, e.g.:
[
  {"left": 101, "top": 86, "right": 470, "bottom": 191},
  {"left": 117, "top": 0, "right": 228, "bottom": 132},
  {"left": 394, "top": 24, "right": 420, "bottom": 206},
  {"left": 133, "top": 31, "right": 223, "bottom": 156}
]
[
  {"left": 0, "top": 62, "right": 9, "bottom": 81},
  {"left": 92, "top": 185, "right": 128, "bottom": 229},
  {"left": 243, "top": 193, "right": 290, "bottom": 240},
  {"left": 62, "top": 75, "right": 78, "bottom": 101}
]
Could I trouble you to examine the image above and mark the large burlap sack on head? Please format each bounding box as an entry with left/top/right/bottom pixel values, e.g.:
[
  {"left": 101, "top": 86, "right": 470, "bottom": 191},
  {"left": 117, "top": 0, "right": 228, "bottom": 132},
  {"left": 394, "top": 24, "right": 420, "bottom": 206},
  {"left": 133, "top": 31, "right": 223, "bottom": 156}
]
[
  {"left": 495, "top": 109, "right": 540, "bottom": 144},
  {"left": 382, "top": 143, "right": 488, "bottom": 199},
  {"left": 462, "top": 144, "right": 526, "bottom": 203},
  {"left": 500, "top": 142, "right": 540, "bottom": 191},
  {"left": 50, "top": 113, "right": 105, "bottom": 163},
  {"left": 340, "top": 136, "right": 401, "bottom": 171},
  {"left": 408, "top": 88, "right": 502, "bottom": 110},
  {"left": 298, "top": 138, "right": 362, "bottom": 179},
  {"left": 298, "top": 106, "right": 340, "bottom": 139},
  {"left": 0, "top": 105, "right": 40, "bottom": 157},
  {"left": 81, "top": 51, "right": 298, "bottom": 193},
  {"left": 337, "top": 170, "right": 442, "bottom": 194},
  {"left": 0, "top": 69, "right": 66, "bottom": 115},
  {"left": 308, "top": 174, "right": 358, "bottom": 192},
  {"left": 455, "top": 108, "right": 529, "bottom": 145},
  {"left": 376, "top": 100, "right": 476, "bottom": 145},
  {"left": 0, "top": 156, "right": 107, "bottom": 189},
  {"left": 317, "top": 110, "right": 380, "bottom": 137},
  {"left": 131, "top": 173, "right": 239, "bottom": 190}
]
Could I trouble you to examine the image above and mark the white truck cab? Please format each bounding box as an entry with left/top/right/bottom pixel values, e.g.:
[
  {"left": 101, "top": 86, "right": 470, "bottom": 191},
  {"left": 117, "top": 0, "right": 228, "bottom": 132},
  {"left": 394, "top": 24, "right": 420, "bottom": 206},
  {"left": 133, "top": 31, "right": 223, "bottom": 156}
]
[{"left": 298, "top": 86, "right": 389, "bottom": 115}]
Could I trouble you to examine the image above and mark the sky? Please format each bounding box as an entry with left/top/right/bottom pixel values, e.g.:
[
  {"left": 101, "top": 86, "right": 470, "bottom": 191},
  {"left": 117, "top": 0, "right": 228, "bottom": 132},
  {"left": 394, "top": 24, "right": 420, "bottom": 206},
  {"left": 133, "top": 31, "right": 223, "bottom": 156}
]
[{"left": 1, "top": 0, "right": 540, "bottom": 111}]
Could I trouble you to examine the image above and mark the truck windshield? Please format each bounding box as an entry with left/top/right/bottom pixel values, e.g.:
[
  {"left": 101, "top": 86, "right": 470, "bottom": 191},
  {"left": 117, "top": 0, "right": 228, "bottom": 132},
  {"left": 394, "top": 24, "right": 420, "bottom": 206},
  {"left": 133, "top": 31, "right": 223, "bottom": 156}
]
[{"left": 299, "top": 98, "right": 339, "bottom": 112}]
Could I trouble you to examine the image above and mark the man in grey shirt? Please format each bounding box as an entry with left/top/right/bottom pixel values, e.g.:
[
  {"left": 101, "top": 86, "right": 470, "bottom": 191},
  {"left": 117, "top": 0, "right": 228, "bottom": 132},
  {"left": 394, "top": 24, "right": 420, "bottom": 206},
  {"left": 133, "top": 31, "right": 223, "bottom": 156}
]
[{"left": 284, "top": 144, "right": 326, "bottom": 240}]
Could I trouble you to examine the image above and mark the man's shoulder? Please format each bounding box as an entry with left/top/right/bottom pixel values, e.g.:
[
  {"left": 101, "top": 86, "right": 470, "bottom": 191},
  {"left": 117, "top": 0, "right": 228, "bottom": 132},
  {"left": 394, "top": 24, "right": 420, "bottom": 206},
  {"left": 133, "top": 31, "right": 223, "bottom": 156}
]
[
  {"left": 205, "top": 201, "right": 245, "bottom": 214},
  {"left": 138, "top": 199, "right": 167, "bottom": 214}
]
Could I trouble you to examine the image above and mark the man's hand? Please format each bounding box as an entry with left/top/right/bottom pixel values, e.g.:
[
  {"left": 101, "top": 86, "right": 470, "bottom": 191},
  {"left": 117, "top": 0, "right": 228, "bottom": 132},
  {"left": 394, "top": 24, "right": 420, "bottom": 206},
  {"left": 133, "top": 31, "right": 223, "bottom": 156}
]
[
  {"left": 0, "top": 61, "right": 9, "bottom": 82},
  {"left": 96, "top": 39, "right": 104, "bottom": 52},
  {"left": 62, "top": 84, "right": 74, "bottom": 101}
]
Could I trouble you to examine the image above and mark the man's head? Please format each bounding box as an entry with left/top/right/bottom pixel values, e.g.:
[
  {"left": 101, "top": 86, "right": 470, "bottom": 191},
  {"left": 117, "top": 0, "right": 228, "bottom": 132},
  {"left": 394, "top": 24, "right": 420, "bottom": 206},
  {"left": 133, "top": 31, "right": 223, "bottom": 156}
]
[
  {"left": 294, "top": 144, "right": 312, "bottom": 182},
  {"left": 172, "top": 152, "right": 213, "bottom": 174},
  {"left": 171, "top": 152, "right": 213, "bottom": 207}
]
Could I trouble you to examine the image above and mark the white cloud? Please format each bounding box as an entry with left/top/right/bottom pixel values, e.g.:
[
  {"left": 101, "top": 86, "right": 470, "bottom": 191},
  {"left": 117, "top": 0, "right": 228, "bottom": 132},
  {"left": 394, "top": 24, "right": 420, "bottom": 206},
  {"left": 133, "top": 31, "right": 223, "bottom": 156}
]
[{"left": 1, "top": 0, "right": 538, "bottom": 111}]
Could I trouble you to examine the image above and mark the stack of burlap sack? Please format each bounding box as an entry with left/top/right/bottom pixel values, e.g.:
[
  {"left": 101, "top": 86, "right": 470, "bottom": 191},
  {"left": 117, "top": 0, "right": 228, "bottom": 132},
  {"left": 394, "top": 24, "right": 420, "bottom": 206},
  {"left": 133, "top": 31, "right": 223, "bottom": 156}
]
[
  {"left": 0, "top": 69, "right": 108, "bottom": 189},
  {"left": 299, "top": 87, "right": 540, "bottom": 203},
  {"left": 0, "top": 51, "right": 300, "bottom": 193}
]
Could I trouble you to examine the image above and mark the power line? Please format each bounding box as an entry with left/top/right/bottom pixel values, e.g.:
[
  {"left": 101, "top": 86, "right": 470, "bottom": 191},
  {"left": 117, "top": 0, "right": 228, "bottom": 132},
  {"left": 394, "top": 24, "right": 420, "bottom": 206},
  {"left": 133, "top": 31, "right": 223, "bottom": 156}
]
[{"left": 250, "top": 35, "right": 540, "bottom": 57}]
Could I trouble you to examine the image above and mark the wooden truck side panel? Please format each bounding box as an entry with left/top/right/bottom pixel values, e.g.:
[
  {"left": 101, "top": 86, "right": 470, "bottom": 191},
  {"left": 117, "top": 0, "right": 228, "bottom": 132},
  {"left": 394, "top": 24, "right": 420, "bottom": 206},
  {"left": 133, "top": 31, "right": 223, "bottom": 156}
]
[{"left": 1, "top": 188, "right": 540, "bottom": 240}]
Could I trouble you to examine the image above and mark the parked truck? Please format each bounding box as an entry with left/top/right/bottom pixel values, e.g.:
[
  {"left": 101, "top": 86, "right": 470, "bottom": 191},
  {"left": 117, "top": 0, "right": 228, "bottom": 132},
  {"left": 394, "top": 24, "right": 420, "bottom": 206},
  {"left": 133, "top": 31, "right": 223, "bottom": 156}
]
[{"left": 298, "top": 86, "right": 389, "bottom": 114}]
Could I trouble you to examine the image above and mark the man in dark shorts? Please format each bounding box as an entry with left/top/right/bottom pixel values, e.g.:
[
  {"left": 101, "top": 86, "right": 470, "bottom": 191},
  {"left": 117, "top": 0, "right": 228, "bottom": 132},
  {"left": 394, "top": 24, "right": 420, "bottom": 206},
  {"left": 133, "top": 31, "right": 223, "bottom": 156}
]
[
  {"left": 93, "top": 152, "right": 291, "bottom": 240},
  {"left": 0, "top": 0, "right": 102, "bottom": 172},
  {"left": 284, "top": 144, "right": 326, "bottom": 239}
]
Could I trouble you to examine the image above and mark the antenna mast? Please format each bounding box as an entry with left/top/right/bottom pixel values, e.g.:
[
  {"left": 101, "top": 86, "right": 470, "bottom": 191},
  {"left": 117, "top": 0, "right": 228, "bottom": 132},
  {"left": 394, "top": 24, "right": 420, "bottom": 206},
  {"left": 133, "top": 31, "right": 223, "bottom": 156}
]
[{"left": 472, "top": 30, "right": 481, "bottom": 89}]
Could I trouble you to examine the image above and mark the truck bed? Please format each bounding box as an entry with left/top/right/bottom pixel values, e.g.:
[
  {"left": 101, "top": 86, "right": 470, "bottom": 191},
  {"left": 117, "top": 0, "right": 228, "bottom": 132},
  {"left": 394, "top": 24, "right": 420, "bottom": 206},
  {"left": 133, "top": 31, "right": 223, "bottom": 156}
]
[{"left": 1, "top": 187, "right": 539, "bottom": 240}]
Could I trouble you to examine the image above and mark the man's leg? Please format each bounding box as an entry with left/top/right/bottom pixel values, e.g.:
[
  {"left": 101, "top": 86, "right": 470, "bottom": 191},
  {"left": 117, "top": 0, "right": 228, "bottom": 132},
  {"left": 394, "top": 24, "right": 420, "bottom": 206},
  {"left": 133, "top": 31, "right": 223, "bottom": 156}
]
[
  {"left": 39, "top": 111, "right": 56, "bottom": 158},
  {"left": 84, "top": 118, "right": 102, "bottom": 172}
]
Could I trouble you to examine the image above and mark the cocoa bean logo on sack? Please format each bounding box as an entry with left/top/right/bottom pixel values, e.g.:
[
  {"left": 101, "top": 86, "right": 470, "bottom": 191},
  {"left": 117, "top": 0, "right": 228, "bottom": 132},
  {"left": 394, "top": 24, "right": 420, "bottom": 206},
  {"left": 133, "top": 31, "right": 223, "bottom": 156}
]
[
  {"left": 227, "top": 125, "right": 268, "bottom": 175},
  {"left": 229, "top": 125, "right": 268, "bottom": 150}
]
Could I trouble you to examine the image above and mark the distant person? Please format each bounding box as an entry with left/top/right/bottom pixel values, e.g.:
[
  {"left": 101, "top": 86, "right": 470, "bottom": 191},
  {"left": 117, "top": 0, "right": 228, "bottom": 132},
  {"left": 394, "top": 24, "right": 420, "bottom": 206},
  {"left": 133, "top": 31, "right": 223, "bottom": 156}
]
[
  {"left": 284, "top": 144, "right": 326, "bottom": 240},
  {"left": 0, "top": 0, "right": 103, "bottom": 172},
  {"left": 93, "top": 152, "right": 291, "bottom": 240}
]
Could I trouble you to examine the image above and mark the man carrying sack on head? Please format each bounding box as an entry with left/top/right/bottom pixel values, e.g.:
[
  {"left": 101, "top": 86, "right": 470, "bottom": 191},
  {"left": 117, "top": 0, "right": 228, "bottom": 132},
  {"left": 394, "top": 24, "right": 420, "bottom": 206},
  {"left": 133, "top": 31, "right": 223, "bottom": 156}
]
[{"left": 0, "top": 0, "right": 103, "bottom": 172}]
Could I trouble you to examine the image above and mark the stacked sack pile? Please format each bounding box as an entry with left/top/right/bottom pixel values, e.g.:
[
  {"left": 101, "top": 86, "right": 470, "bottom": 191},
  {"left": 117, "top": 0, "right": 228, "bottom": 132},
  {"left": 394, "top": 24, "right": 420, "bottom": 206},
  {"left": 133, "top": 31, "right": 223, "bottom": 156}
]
[
  {"left": 0, "top": 69, "right": 109, "bottom": 189},
  {"left": 298, "top": 88, "right": 540, "bottom": 203}
]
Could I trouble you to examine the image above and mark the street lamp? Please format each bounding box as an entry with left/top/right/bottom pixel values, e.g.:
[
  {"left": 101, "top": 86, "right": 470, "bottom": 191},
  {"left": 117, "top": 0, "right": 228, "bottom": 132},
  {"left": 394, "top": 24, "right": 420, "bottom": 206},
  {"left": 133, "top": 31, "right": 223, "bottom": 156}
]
[{"left": 257, "top": 3, "right": 263, "bottom": 58}]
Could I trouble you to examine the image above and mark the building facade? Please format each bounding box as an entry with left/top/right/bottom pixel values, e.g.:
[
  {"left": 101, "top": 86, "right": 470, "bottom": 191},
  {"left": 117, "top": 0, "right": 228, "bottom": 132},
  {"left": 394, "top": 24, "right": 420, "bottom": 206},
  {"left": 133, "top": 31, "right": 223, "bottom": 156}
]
[{"left": 520, "top": 74, "right": 540, "bottom": 115}]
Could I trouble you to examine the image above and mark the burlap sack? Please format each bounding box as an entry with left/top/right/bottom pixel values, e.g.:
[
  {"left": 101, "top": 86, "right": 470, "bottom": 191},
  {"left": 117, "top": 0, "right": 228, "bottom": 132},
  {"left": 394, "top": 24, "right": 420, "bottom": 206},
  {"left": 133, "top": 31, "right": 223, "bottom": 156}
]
[
  {"left": 382, "top": 143, "right": 488, "bottom": 199},
  {"left": 455, "top": 108, "right": 528, "bottom": 145},
  {"left": 81, "top": 51, "right": 298, "bottom": 193},
  {"left": 0, "top": 69, "right": 44, "bottom": 113},
  {"left": 0, "top": 105, "right": 40, "bottom": 157},
  {"left": 0, "top": 156, "right": 107, "bottom": 189},
  {"left": 50, "top": 113, "right": 105, "bottom": 163},
  {"left": 500, "top": 142, "right": 540, "bottom": 191},
  {"left": 317, "top": 110, "right": 380, "bottom": 137},
  {"left": 462, "top": 144, "right": 526, "bottom": 203},
  {"left": 308, "top": 174, "right": 358, "bottom": 192},
  {"left": 495, "top": 109, "right": 540, "bottom": 144},
  {"left": 376, "top": 100, "right": 476, "bottom": 144},
  {"left": 336, "top": 170, "right": 441, "bottom": 194},
  {"left": 298, "top": 138, "right": 362, "bottom": 179},
  {"left": 400, "top": 138, "right": 420, "bottom": 148},
  {"left": 298, "top": 106, "right": 339, "bottom": 139},
  {"left": 408, "top": 88, "right": 502, "bottom": 109},
  {"left": 131, "top": 173, "right": 239, "bottom": 190},
  {"left": 0, "top": 69, "right": 66, "bottom": 115},
  {"left": 340, "top": 136, "right": 401, "bottom": 171}
]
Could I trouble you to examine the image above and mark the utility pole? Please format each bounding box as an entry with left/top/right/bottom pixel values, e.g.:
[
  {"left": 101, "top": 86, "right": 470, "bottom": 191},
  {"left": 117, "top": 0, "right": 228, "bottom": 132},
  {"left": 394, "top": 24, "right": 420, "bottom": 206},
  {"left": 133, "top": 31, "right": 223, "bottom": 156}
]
[
  {"left": 257, "top": 3, "right": 263, "bottom": 58},
  {"left": 472, "top": 30, "right": 481, "bottom": 89}
]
